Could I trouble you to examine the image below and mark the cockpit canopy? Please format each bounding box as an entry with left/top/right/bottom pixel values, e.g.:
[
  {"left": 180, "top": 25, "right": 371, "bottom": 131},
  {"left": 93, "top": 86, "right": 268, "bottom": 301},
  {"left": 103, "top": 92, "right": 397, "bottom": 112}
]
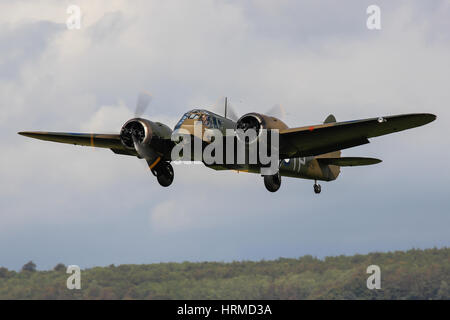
[{"left": 174, "top": 109, "right": 224, "bottom": 130}]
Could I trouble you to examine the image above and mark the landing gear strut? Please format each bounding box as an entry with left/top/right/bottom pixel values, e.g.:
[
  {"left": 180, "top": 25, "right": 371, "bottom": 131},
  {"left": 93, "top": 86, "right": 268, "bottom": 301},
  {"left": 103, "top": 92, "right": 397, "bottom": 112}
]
[
  {"left": 152, "top": 161, "right": 174, "bottom": 187},
  {"left": 313, "top": 180, "right": 321, "bottom": 194}
]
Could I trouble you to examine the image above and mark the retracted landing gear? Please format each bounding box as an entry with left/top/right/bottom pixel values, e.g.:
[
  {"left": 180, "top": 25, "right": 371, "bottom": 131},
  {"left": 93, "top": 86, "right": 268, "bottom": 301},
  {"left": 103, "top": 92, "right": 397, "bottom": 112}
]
[
  {"left": 313, "top": 180, "right": 321, "bottom": 194},
  {"left": 152, "top": 161, "right": 174, "bottom": 187}
]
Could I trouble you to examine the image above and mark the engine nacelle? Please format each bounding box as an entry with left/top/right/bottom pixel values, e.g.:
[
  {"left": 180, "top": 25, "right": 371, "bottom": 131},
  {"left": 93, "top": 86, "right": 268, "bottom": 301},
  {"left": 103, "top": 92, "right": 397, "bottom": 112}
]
[
  {"left": 120, "top": 118, "right": 172, "bottom": 154},
  {"left": 235, "top": 113, "right": 288, "bottom": 143}
]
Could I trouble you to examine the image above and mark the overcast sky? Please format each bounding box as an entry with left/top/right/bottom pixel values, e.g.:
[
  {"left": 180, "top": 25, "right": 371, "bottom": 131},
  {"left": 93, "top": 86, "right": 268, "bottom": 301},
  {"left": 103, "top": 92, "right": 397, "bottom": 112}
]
[{"left": 0, "top": 0, "right": 449, "bottom": 270}]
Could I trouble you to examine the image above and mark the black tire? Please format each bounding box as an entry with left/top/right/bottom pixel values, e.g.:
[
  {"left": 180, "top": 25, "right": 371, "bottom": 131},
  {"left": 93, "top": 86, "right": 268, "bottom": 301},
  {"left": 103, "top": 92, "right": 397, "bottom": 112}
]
[
  {"left": 264, "top": 172, "right": 281, "bottom": 192},
  {"left": 156, "top": 162, "right": 174, "bottom": 187},
  {"left": 314, "top": 184, "right": 321, "bottom": 194}
]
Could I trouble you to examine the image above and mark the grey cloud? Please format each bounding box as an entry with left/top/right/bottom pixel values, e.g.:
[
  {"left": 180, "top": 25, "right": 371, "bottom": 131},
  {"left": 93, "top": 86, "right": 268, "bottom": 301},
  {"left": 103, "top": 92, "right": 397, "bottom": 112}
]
[
  {"left": 88, "top": 11, "right": 128, "bottom": 43},
  {"left": 0, "top": 21, "right": 63, "bottom": 79},
  {"left": 0, "top": 1, "right": 448, "bottom": 270}
]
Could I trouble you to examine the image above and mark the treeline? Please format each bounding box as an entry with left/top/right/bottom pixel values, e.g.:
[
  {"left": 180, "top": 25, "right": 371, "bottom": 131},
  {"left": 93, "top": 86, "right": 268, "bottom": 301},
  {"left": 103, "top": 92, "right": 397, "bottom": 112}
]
[{"left": 0, "top": 247, "right": 448, "bottom": 299}]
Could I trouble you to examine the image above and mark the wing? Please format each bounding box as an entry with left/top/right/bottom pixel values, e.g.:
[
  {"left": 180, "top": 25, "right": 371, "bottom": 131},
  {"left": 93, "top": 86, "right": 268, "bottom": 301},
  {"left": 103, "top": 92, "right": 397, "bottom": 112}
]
[
  {"left": 279, "top": 113, "right": 436, "bottom": 158},
  {"left": 18, "top": 131, "right": 138, "bottom": 157}
]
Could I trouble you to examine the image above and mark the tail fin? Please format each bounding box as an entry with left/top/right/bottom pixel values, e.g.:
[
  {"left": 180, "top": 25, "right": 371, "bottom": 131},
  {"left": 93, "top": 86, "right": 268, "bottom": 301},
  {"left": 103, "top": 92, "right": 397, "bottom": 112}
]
[
  {"left": 319, "top": 114, "right": 340, "bottom": 158},
  {"left": 324, "top": 114, "right": 336, "bottom": 124},
  {"left": 318, "top": 114, "right": 341, "bottom": 179}
]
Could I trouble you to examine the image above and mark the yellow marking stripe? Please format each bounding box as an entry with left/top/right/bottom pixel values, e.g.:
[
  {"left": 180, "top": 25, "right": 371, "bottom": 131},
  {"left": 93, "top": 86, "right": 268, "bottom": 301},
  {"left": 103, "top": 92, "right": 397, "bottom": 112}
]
[
  {"left": 90, "top": 134, "right": 94, "bottom": 147},
  {"left": 233, "top": 170, "right": 249, "bottom": 173},
  {"left": 148, "top": 157, "right": 161, "bottom": 170}
]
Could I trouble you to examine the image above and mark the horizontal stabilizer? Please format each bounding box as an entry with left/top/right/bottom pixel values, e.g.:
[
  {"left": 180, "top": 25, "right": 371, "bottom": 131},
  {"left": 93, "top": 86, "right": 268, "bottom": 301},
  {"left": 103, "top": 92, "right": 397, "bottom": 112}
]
[{"left": 317, "top": 157, "right": 382, "bottom": 167}]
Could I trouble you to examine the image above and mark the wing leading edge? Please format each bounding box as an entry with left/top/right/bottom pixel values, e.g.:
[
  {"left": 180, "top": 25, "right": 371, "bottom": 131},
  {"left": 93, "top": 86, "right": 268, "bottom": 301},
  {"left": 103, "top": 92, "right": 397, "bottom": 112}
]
[
  {"left": 18, "top": 131, "right": 138, "bottom": 156},
  {"left": 279, "top": 113, "right": 436, "bottom": 158}
]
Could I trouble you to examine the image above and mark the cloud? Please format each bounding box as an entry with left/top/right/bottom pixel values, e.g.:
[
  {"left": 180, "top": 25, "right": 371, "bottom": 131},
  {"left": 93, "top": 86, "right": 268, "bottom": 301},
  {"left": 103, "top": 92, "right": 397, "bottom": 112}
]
[
  {"left": 150, "top": 199, "right": 196, "bottom": 232},
  {"left": 80, "top": 103, "right": 133, "bottom": 132},
  {"left": 0, "top": 0, "right": 449, "bottom": 270}
]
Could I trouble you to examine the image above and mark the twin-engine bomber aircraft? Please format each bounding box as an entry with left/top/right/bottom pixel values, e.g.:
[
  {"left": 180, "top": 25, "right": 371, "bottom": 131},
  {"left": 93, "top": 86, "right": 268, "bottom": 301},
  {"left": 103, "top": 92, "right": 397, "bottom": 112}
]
[{"left": 19, "top": 96, "right": 436, "bottom": 193}]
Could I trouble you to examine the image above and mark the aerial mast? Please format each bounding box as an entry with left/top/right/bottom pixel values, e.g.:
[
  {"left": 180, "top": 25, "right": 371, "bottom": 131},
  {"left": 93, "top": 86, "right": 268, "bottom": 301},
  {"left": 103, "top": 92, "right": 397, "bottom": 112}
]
[{"left": 224, "top": 97, "right": 228, "bottom": 118}]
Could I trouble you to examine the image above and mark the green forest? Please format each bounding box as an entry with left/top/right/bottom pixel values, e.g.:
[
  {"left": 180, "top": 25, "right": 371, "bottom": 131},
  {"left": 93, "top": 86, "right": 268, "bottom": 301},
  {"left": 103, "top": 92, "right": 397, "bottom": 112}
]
[{"left": 0, "top": 247, "right": 448, "bottom": 299}]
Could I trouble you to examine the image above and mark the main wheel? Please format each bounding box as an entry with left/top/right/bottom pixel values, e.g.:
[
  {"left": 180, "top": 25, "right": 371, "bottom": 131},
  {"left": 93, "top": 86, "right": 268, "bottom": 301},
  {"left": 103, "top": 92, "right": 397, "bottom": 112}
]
[
  {"left": 313, "top": 183, "right": 321, "bottom": 194},
  {"left": 264, "top": 172, "right": 281, "bottom": 192},
  {"left": 155, "top": 162, "right": 174, "bottom": 187}
]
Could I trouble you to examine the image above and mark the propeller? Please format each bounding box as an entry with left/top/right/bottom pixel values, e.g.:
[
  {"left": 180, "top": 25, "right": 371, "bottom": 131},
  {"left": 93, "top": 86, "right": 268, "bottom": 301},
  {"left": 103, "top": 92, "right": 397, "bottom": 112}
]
[
  {"left": 134, "top": 91, "right": 152, "bottom": 118},
  {"left": 211, "top": 97, "right": 287, "bottom": 121},
  {"left": 265, "top": 104, "right": 286, "bottom": 120},
  {"left": 131, "top": 91, "right": 159, "bottom": 167},
  {"left": 132, "top": 126, "right": 160, "bottom": 171},
  {"left": 210, "top": 96, "right": 239, "bottom": 121},
  {"left": 132, "top": 135, "right": 150, "bottom": 159}
]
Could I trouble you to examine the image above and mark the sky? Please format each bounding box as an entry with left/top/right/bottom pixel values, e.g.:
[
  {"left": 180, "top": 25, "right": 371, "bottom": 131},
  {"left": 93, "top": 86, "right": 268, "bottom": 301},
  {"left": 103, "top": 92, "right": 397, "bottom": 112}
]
[{"left": 0, "top": 0, "right": 449, "bottom": 271}]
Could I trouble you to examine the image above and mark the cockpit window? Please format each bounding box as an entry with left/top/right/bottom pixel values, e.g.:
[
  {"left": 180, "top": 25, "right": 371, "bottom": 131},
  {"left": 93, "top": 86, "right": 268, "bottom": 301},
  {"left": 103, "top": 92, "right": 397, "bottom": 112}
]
[
  {"left": 174, "top": 113, "right": 189, "bottom": 130},
  {"left": 212, "top": 117, "right": 219, "bottom": 128},
  {"left": 174, "top": 111, "right": 203, "bottom": 130},
  {"left": 174, "top": 109, "right": 221, "bottom": 130},
  {"left": 200, "top": 114, "right": 212, "bottom": 128}
]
